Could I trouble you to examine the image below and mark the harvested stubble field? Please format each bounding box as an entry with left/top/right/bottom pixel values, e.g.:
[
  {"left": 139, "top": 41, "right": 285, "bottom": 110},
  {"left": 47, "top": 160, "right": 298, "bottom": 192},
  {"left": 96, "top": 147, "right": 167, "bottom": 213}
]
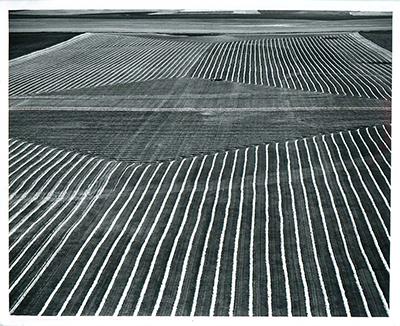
[
  {"left": 9, "top": 108, "right": 391, "bottom": 163},
  {"left": 9, "top": 32, "right": 391, "bottom": 99},
  {"left": 9, "top": 125, "right": 391, "bottom": 316},
  {"left": 9, "top": 16, "right": 392, "bottom": 317}
]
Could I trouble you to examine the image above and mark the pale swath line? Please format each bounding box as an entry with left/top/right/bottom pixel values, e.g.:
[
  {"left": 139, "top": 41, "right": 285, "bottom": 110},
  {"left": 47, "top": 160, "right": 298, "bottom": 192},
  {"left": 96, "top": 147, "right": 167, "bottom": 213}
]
[
  {"left": 210, "top": 42, "right": 228, "bottom": 80},
  {"left": 92, "top": 41, "right": 171, "bottom": 85},
  {"left": 336, "top": 38, "right": 391, "bottom": 98},
  {"left": 42, "top": 164, "right": 142, "bottom": 315},
  {"left": 109, "top": 40, "right": 172, "bottom": 83},
  {"left": 9, "top": 146, "right": 49, "bottom": 180},
  {"left": 189, "top": 152, "right": 228, "bottom": 316},
  {"left": 8, "top": 138, "right": 20, "bottom": 148},
  {"left": 257, "top": 40, "right": 264, "bottom": 85},
  {"left": 315, "top": 37, "right": 360, "bottom": 97},
  {"left": 243, "top": 40, "right": 248, "bottom": 84},
  {"left": 347, "top": 33, "right": 392, "bottom": 65},
  {"left": 11, "top": 37, "right": 209, "bottom": 96},
  {"left": 9, "top": 154, "right": 85, "bottom": 238},
  {"left": 280, "top": 39, "right": 301, "bottom": 90},
  {"left": 298, "top": 37, "right": 336, "bottom": 95},
  {"left": 270, "top": 39, "right": 283, "bottom": 88},
  {"left": 10, "top": 161, "right": 119, "bottom": 314},
  {"left": 298, "top": 37, "right": 331, "bottom": 93},
  {"left": 146, "top": 154, "right": 212, "bottom": 315},
  {"left": 210, "top": 149, "right": 239, "bottom": 316},
  {"left": 9, "top": 159, "right": 110, "bottom": 281},
  {"left": 65, "top": 40, "right": 165, "bottom": 89},
  {"left": 229, "top": 147, "right": 248, "bottom": 316},
  {"left": 322, "top": 134, "right": 389, "bottom": 314},
  {"left": 307, "top": 37, "right": 351, "bottom": 97},
  {"left": 9, "top": 148, "right": 57, "bottom": 192},
  {"left": 341, "top": 132, "right": 390, "bottom": 237},
  {"left": 164, "top": 43, "right": 208, "bottom": 79},
  {"left": 206, "top": 43, "right": 224, "bottom": 80},
  {"left": 312, "top": 136, "right": 371, "bottom": 316},
  {"left": 10, "top": 46, "right": 112, "bottom": 95},
  {"left": 217, "top": 42, "right": 233, "bottom": 80},
  {"left": 337, "top": 36, "right": 391, "bottom": 97},
  {"left": 355, "top": 129, "right": 390, "bottom": 187},
  {"left": 331, "top": 134, "right": 389, "bottom": 272},
  {"left": 290, "top": 37, "right": 320, "bottom": 92},
  {"left": 382, "top": 125, "right": 391, "bottom": 140},
  {"left": 230, "top": 41, "right": 241, "bottom": 83},
  {"left": 224, "top": 42, "right": 237, "bottom": 81},
  {"left": 276, "top": 39, "right": 292, "bottom": 88},
  {"left": 249, "top": 146, "right": 257, "bottom": 316},
  {"left": 294, "top": 140, "right": 330, "bottom": 316},
  {"left": 135, "top": 44, "right": 191, "bottom": 81},
  {"left": 133, "top": 158, "right": 199, "bottom": 316},
  {"left": 341, "top": 42, "right": 389, "bottom": 99},
  {"left": 165, "top": 43, "right": 207, "bottom": 79},
  {"left": 114, "top": 160, "right": 185, "bottom": 316},
  {"left": 373, "top": 126, "right": 391, "bottom": 153},
  {"left": 9, "top": 36, "right": 130, "bottom": 92},
  {"left": 9, "top": 153, "right": 79, "bottom": 229},
  {"left": 276, "top": 143, "right": 292, "bottom": 316},
  {"left": 95, "top": 164, "right": 163, "bottom": 315},
  {"left": 75, "top": 165, "right": 152, "bottom": 316},
  {"left": 182, "top": 43, "right": 213, "bottom": 77},
  {"left": 89, "top": 41, "right": 165, "bottom": 85},
  {"left": 45, "top": 47, "right": 143, "bottom": 92},
  {"left": 9, "top": 149, "right": 62, "bottom": 202},
  {"left": 200, "top": 43, "right": 219, "bottom": 79},
  {"left": 9, "top": 156, "right": 94, "bottom": 255},
  {"left": 265, "top": 144, "right": 272, "bottom": 315},
  {"left": 265, "top": 39, "right": 276, "bottom": 87},
  {"left": 9, "top": 142, "right": 31, "bottom": 160},
  {"left": 9, "top": 33, "right": 92, "bottom": 66},
  {"left": 9, "top": 148, "right": 59, "bottom": 200},
  {"left": 9, "top": 151, "right": 69, "bottom": 210},
  {"left": 286, "top": 38, "right": 311, "bottom": 92},
  {"left": 285, "top": 141, "right": 311, "bottom": 316},
  {"left": 9, "top": 145, "right": 40, "bottom": 169},
  {"left": 365, "top": 128, "right": 390, "bottom": 168},
  {"left": 303, "top": 138, "right": 351, "bottom": 316},
  {"left": 322, "top": 37, "right": 386, "bottom": 100},
  {"left": 191, "top": 42, "right": 213, "bottom": 78},
  {"left": 237, "top": 41, "right": 245, "bottom": 83}
]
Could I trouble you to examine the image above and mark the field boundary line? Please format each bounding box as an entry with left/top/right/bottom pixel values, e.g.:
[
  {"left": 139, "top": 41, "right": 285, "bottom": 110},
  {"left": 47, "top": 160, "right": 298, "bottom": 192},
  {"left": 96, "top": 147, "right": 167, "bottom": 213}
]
[{"left": 9, "top": 33, "right": 93, "bottom": 66}]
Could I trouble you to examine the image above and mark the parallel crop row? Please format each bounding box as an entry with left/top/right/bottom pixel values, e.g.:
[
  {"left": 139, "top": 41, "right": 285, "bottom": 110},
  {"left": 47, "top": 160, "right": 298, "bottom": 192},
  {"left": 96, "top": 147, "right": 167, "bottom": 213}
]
[
  {"left": 9, "top": 124, "right": 391, "bottom": 316},
  {"left": 190, "top": 34, "right": 391, "bottom": 100},
  {"left": 9, "top": 33, "right": 391, "bottom": 100},
  {"left": 9, "top": 33, "right": 210, "bottom": 96}
]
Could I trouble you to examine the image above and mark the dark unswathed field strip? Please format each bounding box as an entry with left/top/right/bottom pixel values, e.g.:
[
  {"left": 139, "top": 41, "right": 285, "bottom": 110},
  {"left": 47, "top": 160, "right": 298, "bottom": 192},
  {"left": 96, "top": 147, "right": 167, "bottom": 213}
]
[
  {"left": 9, "top": 33, "right": 210, "bottom": 96},
  {"left": 190, "top": 33, "right": 391, "bottom": 100},
  {"left": 8, "top": 108, "right": 391, "bottom": 163},
  {"left": 9, "top": 124, "right": 391, "bottom": 316},
  {"left": 9, "top": 33, "right": 391, "bottom": 100}
]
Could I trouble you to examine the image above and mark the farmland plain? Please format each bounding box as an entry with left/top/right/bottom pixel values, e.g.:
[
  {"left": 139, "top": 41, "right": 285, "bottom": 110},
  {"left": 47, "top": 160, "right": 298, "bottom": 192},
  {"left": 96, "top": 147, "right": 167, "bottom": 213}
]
[
  {"left": 9, "top": 125, "right": 391, "bottom": 316},
  {"left": 9, "top": 12, "right": 392, "bottom": 317}
]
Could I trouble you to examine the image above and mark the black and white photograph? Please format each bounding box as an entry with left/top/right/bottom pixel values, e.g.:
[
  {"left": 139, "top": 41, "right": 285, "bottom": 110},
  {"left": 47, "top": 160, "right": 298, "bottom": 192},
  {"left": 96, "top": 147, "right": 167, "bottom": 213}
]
[{"left": 2, "top": 1, "right": 399, "bottom": 323}]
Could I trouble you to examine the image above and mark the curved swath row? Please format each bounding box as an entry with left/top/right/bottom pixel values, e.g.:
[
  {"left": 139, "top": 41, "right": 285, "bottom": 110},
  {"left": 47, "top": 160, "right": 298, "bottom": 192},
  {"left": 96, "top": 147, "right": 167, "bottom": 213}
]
[
  {"left": 190, "top": 33, "right": 391, "bottom": 100},
  {"left": 9, "top": 124, "right": 391, "bottom": 316},
  {"left": 9, "top": 33, "right": 211, "bottom": 96}
]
